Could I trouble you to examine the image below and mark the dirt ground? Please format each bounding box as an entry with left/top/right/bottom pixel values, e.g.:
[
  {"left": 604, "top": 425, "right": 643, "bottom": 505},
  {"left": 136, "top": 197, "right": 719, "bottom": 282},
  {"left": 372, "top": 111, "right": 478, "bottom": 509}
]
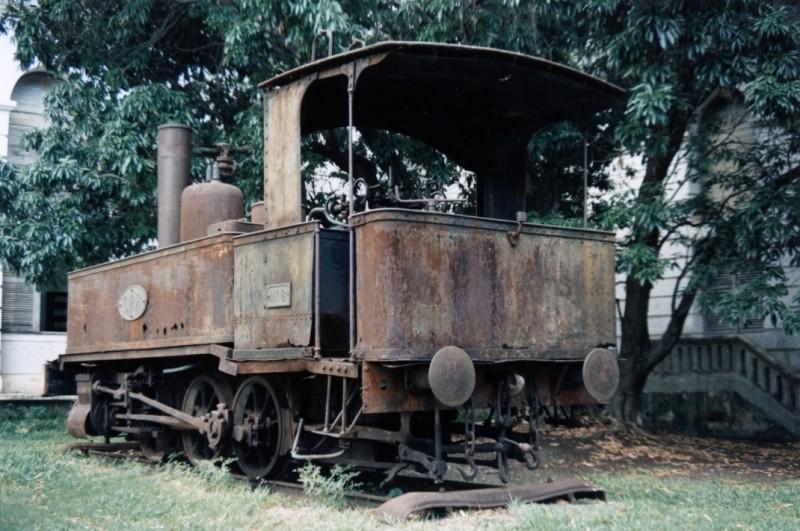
[{"left": 513, "top": 418, "right": 800, "bottom": 483}]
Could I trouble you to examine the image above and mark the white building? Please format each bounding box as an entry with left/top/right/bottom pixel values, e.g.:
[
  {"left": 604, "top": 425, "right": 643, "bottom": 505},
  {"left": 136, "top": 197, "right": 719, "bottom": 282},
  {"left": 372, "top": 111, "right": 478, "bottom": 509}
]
[
  {"left": 609, "top": 97, "right": 800, "bottom": 370},
  {"left": 0, "top": 29, "right": 65, "bottom": 395}
]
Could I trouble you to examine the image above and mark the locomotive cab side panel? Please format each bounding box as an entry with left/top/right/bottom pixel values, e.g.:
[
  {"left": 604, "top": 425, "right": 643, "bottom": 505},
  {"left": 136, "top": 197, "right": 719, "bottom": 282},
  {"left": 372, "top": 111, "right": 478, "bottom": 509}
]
[{"left": 233, "top": 223, "right": 349, "bottom": 356}]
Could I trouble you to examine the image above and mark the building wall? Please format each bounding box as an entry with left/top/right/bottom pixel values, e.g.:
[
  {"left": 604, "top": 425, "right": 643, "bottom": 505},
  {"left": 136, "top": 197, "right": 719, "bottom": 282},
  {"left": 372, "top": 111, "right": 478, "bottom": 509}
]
[
  {"left": 610, "top": 98, "right": 800, "bottom": 369},
  {"left": 0, "top": 269, "right": 3, "bottom": 391},
  {"left": 0, "top": 333, "right": 66, "bottom": 394},
  {"left": 0, "top": 30, "right": 26, "bottom": 157},
  {"left": 0, "top": 31, "right": 66, "bottom": 395}
]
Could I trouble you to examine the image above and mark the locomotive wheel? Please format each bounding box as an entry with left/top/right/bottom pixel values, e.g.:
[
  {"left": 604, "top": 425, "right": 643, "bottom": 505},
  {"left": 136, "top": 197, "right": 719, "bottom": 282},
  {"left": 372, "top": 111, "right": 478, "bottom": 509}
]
[
  {"left": 181, "top": 374, "right": 233, "bottom": 465},
  {"left": 89, "top": 373, "right": 116, "bottom": 438},
  {"left": 231, "top": 376, "right": 289, "bottom": 479}
]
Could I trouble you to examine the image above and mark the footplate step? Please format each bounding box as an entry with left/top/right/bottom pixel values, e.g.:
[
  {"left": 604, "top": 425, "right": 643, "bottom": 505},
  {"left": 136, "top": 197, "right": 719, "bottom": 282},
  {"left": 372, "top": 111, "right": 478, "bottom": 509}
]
[{"left": 375, "top": 478, "right": 605, "bottom": 520}]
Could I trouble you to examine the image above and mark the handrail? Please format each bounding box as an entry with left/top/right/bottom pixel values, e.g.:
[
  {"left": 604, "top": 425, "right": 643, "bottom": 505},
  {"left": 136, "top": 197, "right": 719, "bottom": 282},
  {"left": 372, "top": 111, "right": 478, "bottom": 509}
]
[
  {"left": 652, "top": 335, "right": 800, "bottom": 428},
  {"left": 662, "top": 335, "right": 800, "bottom": 383}
]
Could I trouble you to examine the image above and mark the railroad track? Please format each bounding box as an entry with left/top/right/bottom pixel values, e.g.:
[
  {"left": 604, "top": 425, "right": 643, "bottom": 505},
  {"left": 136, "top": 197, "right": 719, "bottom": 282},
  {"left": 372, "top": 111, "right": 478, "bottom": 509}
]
[{"left": 63, "top": 441, "right": 605, "bottom": 519}]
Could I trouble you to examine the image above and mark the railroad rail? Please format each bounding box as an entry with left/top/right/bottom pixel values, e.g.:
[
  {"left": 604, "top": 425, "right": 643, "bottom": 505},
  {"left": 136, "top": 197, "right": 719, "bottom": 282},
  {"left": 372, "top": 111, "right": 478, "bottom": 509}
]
[{"left": 63, "top": 441, "right": 605, "bottom": 520}]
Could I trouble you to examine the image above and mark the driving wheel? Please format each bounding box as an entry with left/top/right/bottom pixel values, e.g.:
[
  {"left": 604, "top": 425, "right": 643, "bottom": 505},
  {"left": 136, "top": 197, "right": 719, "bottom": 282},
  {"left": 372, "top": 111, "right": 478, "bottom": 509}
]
[
  {"left": 180, "top": 374, "right": 233, "bottom": 465},
  {"left": 231, "top": 376, "right": 290, "bottom": 479}
]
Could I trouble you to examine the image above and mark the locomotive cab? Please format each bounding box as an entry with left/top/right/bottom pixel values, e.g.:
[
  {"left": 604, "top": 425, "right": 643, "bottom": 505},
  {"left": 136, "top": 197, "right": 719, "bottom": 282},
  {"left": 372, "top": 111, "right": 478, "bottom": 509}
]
[
  {"left": 60, "top": 42, "right": 624, "bottom": 484},
  {"left": 258, "top": 41, "right": 622, "bottom": 416}
]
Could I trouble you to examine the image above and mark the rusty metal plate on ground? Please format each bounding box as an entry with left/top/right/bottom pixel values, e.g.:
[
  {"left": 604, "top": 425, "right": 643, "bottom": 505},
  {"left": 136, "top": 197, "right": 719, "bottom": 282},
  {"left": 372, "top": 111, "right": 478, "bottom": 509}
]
[{"left": 375, "top": 477, "right": 606, "bottom": 520}]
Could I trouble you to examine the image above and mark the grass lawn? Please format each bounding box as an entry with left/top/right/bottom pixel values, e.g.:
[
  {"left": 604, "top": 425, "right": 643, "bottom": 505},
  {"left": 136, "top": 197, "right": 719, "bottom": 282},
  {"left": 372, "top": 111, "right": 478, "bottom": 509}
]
[{"left": 1, "top": 404, "right": 798, "bottom": 530}]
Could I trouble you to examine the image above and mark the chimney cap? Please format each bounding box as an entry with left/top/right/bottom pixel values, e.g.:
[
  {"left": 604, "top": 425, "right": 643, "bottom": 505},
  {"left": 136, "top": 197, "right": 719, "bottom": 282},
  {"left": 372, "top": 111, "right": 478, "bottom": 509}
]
[{"left": 157, "top": 123, "right": 191, "bottom": 131}]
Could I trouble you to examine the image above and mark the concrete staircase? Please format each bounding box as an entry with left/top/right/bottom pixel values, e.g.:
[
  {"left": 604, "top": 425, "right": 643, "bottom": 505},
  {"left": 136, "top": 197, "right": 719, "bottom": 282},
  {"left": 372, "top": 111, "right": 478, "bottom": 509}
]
[{"left": 645, "top": 336, "right": 800, "bottom": 437}]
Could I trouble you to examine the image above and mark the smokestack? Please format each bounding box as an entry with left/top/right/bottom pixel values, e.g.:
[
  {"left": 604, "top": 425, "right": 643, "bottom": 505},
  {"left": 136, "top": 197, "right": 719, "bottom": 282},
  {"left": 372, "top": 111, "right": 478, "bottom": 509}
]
[{"left": 156, "top": 123, "right": 191, "bottom": 247}]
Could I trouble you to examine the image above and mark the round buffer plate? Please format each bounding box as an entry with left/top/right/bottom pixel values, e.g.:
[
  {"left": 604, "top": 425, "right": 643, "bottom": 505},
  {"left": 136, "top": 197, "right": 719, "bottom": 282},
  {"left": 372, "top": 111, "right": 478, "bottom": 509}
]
[
  {"left": 428, "top": 346, "right": 476, "bottom": 407},
  {"left": 582, "top": 348, "right": 620, "bottom": 403}
]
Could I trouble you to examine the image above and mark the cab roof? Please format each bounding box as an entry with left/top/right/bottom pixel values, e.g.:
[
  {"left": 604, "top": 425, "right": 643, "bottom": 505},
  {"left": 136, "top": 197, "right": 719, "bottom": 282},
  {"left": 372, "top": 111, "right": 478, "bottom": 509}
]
[{"left": 259, "top": 41, "right": 624, "bottom": 171}]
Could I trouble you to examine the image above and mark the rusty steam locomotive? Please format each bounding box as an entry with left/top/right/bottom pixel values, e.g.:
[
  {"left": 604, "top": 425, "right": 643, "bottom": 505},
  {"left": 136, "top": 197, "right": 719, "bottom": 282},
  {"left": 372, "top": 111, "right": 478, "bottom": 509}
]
[{"left": 60, "top": 42, "right": 622, "bottom": 484}]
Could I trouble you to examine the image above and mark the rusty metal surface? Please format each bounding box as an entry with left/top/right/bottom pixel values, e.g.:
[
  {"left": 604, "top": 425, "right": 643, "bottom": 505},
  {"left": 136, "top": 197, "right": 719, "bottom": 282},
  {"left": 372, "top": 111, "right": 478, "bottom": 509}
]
[
  {"left": 157, "top": 124, "right": 191, "bottom": 247},
  {"left": 362, "top": 362, "right": 428, "bottom": 414},
  {"left": 263, "top": 80, "right": 310, "bottom": 229},
  {"left": 235, "top": 358, "right": 359, "bottom": 378},
  {"left": 352, "top": 209, "right": 616, "bottom": 363},
  {"left": 582, "top": 348, "right": 620, "bottom": 403},
  {"left": 232, "top": 348, "right": 312, "bottom": 361},
  {"left": 66, "top": 234, "right": 236, "bottom": 355},
  {"left": 60, "top": 344, "right": 232, "bottom": 367},
  {"left": 250, "top": 201, "right": 265, "bottom": 225},
  {"left": 362, "top": 361, "right": 492, "bottom": 414},
  {"left": 428, "top": 346, "right": 475, "bottom": 407},
  {"left": 206, "top": 219, "right": 262, "bottom": 236},
  {"left": 66, "top": 375, "right": 93, "bottom": 438},
  {"left": 233, "top": 223, "right": 349, "bottom": 352},
  {"left": 180, "top": 180, "right": 243, "bottom": 241},
  {"left": 363, "top": 358, "right": 604, "bottom": 414},
  {"left": 375, "top": 477, "right": 605, "bottom": 520},
  {"left": 234, "top": 223, "right": 315, "bottom": 349}
]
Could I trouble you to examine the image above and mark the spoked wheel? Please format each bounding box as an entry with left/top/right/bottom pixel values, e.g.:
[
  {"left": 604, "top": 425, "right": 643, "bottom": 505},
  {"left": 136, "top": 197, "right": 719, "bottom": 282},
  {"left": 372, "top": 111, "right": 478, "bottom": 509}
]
[
  {"left": 231, "top": 376, "right": 290, "bottom": 479},
  {"left": 181, "top": 374, "right": 233, "bottom": 465}
]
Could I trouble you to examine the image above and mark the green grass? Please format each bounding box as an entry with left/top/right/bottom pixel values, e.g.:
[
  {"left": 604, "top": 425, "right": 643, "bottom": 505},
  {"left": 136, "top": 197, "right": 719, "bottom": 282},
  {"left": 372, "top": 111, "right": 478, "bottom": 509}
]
[{"left": 1, "top": 404, "right": 798, "bottom": 530}]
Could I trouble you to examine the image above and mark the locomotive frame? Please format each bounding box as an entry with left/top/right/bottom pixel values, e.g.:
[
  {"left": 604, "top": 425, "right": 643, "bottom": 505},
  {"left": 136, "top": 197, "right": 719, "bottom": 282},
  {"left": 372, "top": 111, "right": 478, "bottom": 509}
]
[{"left": 59, "top": 42, "right": 623, "bottom": 484}]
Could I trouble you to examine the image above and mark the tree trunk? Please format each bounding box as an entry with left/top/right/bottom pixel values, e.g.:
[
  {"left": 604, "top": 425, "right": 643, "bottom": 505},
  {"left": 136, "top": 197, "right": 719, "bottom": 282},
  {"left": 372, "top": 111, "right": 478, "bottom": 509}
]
[
  {"left": 612, "top": 97, "right": 694, "bottom": 423},
  {"left": 613, "top": 273, "right": 655, "bottom": 423}
]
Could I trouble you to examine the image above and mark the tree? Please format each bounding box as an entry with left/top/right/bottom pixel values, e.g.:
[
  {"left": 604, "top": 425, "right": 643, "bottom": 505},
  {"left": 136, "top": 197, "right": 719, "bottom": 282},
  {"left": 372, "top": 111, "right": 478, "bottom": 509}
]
[
  {"left": 0, "top": 0, "right": 355, "bottom": 287},
  {"left": 0, "top": 0, "right": 611, "bottom": 288},
  {"left": 536, "top": 0, "right": 800, "bottom": 421}
]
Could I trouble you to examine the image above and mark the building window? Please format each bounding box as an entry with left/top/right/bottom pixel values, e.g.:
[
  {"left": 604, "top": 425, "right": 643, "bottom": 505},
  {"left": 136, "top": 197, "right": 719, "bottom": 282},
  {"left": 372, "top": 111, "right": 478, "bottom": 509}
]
[
  {"left": 1, "top": 275, "right": 35, "bottom": 332},
  {"left": 41, "top": 291, "right": 68, "bottom": 332},
  {"left": 704, "top": 271, "right": 764, "bottom": 333},
  {"left": 1, "top": 275, "right": 68, "bottom": 333},
  {"left": 8, "top": 72, "right": 58, "bottom": 166}
]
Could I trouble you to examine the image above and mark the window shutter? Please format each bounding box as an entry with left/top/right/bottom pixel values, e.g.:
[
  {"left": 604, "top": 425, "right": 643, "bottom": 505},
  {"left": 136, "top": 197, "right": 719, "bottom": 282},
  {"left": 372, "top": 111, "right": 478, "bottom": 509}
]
[
  {"left": 736, "top": 272, "right": 764, "bottom": 331},
  {"left": 1, "top": 275, "right": 35, "bottom": 332},
  {"left": 705, "top": 273, "right": 735, "bottom": 333},
  {"left": 704, "top": 271, "right": 764, "bottom": 333}
]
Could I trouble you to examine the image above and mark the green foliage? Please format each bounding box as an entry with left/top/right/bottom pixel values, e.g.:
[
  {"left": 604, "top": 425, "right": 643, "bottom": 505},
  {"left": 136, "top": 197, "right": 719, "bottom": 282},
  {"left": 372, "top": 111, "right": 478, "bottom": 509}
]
[
  {"left": 526, "top": 211, "right": 585, "bottom": 229},
  {"left": 0, "top": 404, "right": 68, "bottom": 438},
  {"left": 539, "top": 1, "right": 800, "bottom": 341},
  {"left": 296, "top": 461, "right": 361, "bottom": 509}
]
